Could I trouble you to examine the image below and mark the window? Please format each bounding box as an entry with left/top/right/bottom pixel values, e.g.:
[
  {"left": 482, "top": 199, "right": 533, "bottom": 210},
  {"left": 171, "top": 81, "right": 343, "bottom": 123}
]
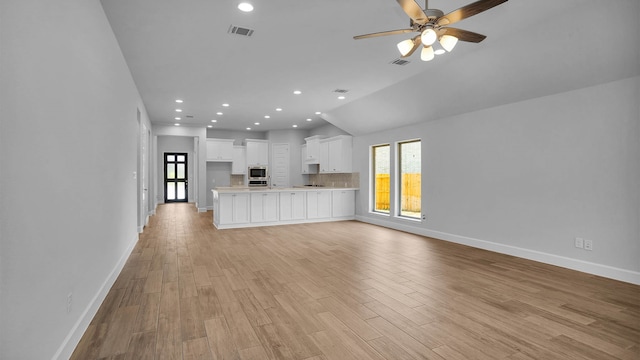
[
  {"left": 398, "top": 140, "right": 421, "bottom": 218},
  {"left": 372, "top": 144, "right": 390, "bottom": 213}
]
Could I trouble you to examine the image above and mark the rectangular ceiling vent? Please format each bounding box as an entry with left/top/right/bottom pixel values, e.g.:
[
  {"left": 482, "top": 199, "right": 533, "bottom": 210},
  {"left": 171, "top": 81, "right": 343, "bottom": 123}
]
[
  {"left": 228, "top": 25, "right": 254, "bottom": 37},
  {"left": 333, "top": 89, "right": 349, "bottom": 93},
  {"left": 185, "top": 115, "right": 194, "bottom": 119},
  {"left": 390, "top": 58, "right": 410, "bottom": 66}
]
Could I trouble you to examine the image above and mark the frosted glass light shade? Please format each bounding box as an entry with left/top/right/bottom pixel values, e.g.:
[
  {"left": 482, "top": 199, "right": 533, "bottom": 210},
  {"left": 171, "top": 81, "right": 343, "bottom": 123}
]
[
  {"left": 397, "top": 39, "right": 414, "bottom": 56},
  {"left": 238, "top": 2, "right": 254, "bottom": 12},
  {"left": 440, "top": 35, "right": 458, "bottom": 52},
  {"left": 421, "top": 28, "right": 437, "bottom": 46},
  {"left": 421, "top": 46, "right": 434, "bottom": 61}
]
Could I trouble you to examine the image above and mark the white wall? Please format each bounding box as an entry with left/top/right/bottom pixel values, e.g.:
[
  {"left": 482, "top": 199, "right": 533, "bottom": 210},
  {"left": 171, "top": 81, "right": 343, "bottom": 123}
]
[
  {"left": 0, "top": 0, "right": 151, "bottom": 358},
  {"left": 353, "top": 77, "right": 640, "bottom": 284}
]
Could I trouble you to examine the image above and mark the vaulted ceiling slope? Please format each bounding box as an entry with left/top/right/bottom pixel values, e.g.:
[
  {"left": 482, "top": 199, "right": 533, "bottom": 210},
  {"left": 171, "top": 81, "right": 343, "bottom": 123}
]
[
  {"left": 100, "top": 0, "right": 639, "bottom": 136},
  {"left": 327, "top": 0, "right": 640, "bottom": 135}
]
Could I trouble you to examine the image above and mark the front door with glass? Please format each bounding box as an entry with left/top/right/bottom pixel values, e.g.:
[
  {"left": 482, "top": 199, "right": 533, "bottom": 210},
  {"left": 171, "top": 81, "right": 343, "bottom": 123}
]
[{"left": 164, "top": 153, "right": 188, "bottom": 203}]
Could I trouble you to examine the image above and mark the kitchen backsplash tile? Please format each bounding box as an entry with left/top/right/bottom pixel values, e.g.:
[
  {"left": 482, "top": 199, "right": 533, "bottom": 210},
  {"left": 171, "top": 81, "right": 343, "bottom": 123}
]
[
  {"left": 308, "top": 172, "right": 359, "bottom": 188},
  {"left": 230, "top": 174, "right": 245, "bottom": 186}
]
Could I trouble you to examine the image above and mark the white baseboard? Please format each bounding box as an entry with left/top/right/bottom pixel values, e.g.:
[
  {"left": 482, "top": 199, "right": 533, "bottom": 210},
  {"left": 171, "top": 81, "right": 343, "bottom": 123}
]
[
  {"left": 356, "top": 215, "right": 640, "bottom": 285},
  {"left": 52, "top": 233, "right": 139, "bottom": 360}
]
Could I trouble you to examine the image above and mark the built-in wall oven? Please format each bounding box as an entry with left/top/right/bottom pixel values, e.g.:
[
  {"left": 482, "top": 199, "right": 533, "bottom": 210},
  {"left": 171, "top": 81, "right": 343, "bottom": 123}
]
[{"left": 248, "top": 166, "right": 268, "bottom": 187}]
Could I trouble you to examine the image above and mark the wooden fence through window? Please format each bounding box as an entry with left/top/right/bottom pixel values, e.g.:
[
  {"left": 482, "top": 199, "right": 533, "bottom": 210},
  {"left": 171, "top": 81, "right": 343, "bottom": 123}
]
[{"left": 375, "top": 173, "right": 421, "bottom": 212}]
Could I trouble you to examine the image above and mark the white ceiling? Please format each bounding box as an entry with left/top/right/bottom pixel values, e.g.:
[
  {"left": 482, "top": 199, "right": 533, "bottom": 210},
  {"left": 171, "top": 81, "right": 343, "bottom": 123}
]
[{"left": 100, "top": 0, "right": 639, "bottom": 136}]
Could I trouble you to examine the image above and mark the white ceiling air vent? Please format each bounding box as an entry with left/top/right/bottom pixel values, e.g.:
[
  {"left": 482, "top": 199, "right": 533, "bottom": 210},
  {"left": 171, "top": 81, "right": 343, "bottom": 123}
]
[
  {"left": 228, "top": 25, "right": 254, "bottom": 37},
  {"left": 333, "top": 89, "right": 349, "bottom": 93},
  {"left": 390, "top": 58, "right": 410, "bottom": 66}
]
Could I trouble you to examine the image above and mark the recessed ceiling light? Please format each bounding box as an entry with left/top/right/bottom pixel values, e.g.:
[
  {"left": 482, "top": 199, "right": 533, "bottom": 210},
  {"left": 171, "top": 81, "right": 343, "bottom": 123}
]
[
  {"left": 175, "top": 99, "right": 183, "bottom": 103},
  {"left": 207, "top": 125, "right": 213, "bottom": 128},
  {"left": 246, "top": 127, "right": 251, "bottom": 130},
  {"left": 337, "top": 96, "right": 345, "bottom": 100},
  {"left": 306, "top": 118, "right": 312, "bottom": 122},
  {"left": 292, "top": 125, "right": 298, "bottom": 128},
  {"left": 175, "top": 109, "right": 183, "bottom": 112},
  {"left": 293, "top": 90, "right": 302, "bottom": 95},
  {"left": 264, "top": 115, "right": 270, "bottom": 119},
  {"left": 175, "top": 117, "right": 181, "bottom": 120},
  {"left": 217, "top": 112, "right": 223, "bottom": 116},
  {"left": 254, "top": 122, "right": 260, "bottom": 125},
  {"left": 174, "top": 123, "right": 180, "bottom": 126},
  {"left": 211, "top": 120, "right": 217, "bottom": 123},
  {"left": 222, "top": 103, "right": 230, "bottom": 107},
  {"left": 238, "top": 2, "right": 253, "bottom": 12},
  {"left": 315, "top": 111, "right": 321, "bottom": 115},
  {"left": 276, "top": 108, "right": 282, "bottom": 111}
]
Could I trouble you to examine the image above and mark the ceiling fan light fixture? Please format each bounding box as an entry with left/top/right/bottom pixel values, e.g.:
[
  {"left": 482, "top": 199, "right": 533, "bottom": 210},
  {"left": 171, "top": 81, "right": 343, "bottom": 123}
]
[
  {"left": 420, "top": 28, "right": 437, "bottom": 46},
  {"left": 440, "top": 35, "right": 458, "bottom": 52},
  {"left": 397, "top": 39, "right": 414, "bottom": 57},
  {"left": 421, "top": 46, "right": 435, "bottom": 61}
]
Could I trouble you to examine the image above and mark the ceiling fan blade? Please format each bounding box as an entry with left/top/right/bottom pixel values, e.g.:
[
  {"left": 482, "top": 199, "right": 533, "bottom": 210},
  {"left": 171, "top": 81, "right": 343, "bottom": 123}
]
[
  {"left": 436, "top": 0, "right": 508, "bottom": 26},
  {"left": 396, "top": 0, "right": 429, "bottom": 24},
  {"left": 438, "top": 27, "right": 486, "bottom": 43},
  {"left": 401, "top": 35, "right": 422, "bottom": 58},
  {"left": 354, "top": 28, "right": 415, "bottom": 40}
]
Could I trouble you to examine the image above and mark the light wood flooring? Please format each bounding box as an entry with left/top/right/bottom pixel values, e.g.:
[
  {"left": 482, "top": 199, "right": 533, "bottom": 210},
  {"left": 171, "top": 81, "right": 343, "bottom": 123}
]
[{"left": 71, "top": 203, "right": 640, "bottom": 359}]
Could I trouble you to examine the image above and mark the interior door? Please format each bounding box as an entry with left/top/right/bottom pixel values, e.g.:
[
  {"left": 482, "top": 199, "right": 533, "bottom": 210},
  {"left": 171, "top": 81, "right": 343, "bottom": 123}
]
[
  {"left": 271, "top": 143, "right": 290, "bottom": 188},
  {"left": 165, "top": 152, "right": 188, "bottom": 203}
]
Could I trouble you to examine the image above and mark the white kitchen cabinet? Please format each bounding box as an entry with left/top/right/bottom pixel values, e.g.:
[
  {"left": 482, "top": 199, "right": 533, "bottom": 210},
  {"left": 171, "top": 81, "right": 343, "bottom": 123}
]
[
  {"left": 300, "top": 145, "right": 318, "bottom": 174},
  {"left": 306, "top": 190, "right": 332, "bottom": 219},
  {"left": 320, "top": 135, "right": 352, "bottom": 173},
  {"left": 232, "top": 146, "right": 246, "bottom": 174},
  {"left": 250, "top": 192, "right": 279, "bottom": 222},
  {"left": 218, "top": 192, "right": 250, "bottom": 225},
  {"left": 206, "top": 138, "right": 234, "bottom": 162},
  {"left": 304, "top": 135, "right": 322, "bottom": 164},
  {"left": 280, "top": 191, "right": 306, "bottom": 221},
  {"left": 319, "top": 140, "right": 330, "bottom": 173},
  {"left": 245, "top": 139, "right": 269, "bottom": 166},
  {"left": 332, "top": 190, "right": 355, "bottom": 218}
]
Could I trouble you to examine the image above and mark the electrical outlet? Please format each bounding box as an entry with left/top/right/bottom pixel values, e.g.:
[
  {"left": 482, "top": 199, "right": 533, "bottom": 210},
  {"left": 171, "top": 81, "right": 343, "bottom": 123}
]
[
  {"left": 584, "top": 239, "right": 593, "bottom": 251},
  {"left": 574, "top": 237, "right": 584, "bottom": 249},
  {"left": 67, "top": 293, "right": 73, "bottom": 313},
  {"left": 422, "top": 214, "right": 426, "bottom": 221}
]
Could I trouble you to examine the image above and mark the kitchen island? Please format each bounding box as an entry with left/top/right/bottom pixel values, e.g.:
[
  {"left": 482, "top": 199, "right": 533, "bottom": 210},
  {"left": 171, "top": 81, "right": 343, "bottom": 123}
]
[{"left": 211, "top": 187, "right": 358, "bottom": 229}]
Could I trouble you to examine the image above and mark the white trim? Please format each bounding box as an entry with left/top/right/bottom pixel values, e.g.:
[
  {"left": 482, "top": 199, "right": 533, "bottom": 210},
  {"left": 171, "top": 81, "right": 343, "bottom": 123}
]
[
  {"left": 52, "top": 234, "right": 139, "bottom": 360},
  {"left": 356, "top": 215, "right": 640, "bottom": 285},
  {"left": 198, "top": 207, "right": 208, "bottom": 213}
]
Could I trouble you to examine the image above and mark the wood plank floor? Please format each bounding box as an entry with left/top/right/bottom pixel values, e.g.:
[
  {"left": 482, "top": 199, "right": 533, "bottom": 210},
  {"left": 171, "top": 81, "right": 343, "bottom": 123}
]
[{"left": 71, "top": 203, "right": 640, "bottom": 360}]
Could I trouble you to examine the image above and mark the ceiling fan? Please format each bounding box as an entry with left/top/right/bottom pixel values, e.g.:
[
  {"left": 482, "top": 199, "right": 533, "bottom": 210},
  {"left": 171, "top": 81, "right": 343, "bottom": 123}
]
[{"left": 354, "top": 0, "right": 508, "bottom": 61}]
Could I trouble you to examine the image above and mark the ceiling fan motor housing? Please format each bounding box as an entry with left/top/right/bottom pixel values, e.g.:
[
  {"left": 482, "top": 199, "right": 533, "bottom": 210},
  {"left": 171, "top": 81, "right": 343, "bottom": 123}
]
[{"left": 424, "top": 9, "right": 444, "bottom": 20}]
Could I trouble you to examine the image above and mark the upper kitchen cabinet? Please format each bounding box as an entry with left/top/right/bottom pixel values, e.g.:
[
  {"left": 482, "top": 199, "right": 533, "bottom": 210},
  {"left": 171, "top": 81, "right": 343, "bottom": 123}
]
[
  {"left": 300, "top": 145, "right": 318, "bottom": 175},
  {"left": 245, "top": 139, "right": 269, "bottom": 166},
  {"left": 303, "top": 135, "right": 323, "bottom": 164},
  {"left": 319, "top": 135, "right": 352, "bottom": 173},
  {"left": 206, "top": 138, "right": 234, "bottom": 162},
  {"left": 232, "top": 146, "right": 246, "bottom": 174}
]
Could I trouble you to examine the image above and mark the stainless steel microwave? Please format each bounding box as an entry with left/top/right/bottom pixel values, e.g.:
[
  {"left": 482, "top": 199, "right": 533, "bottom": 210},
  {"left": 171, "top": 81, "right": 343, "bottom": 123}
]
[{"left": 248, "top": 166, "right": 267, "bottom": 180}]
